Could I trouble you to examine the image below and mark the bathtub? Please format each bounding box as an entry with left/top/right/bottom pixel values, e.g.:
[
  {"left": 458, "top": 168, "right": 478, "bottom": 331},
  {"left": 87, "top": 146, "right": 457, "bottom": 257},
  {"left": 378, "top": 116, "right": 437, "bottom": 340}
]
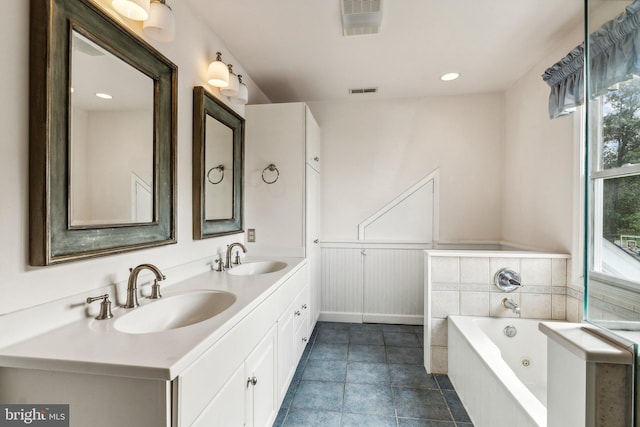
[{"left": 448, "top": 315, "right": 547, "bottom": 427}]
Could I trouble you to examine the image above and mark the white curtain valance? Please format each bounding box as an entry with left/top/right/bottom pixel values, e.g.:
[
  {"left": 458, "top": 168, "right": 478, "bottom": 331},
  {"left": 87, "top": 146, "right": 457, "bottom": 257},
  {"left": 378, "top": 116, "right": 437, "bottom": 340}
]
[{"left": 543, "top": 0, "right": 640, "bottom": 119}]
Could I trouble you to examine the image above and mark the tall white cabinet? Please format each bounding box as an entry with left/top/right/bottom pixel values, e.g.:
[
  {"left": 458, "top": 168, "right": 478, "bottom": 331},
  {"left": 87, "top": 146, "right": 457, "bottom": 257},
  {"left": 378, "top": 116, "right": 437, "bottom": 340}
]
[{"left": 245, "top": 103, "right": 321, "bottom": 330}]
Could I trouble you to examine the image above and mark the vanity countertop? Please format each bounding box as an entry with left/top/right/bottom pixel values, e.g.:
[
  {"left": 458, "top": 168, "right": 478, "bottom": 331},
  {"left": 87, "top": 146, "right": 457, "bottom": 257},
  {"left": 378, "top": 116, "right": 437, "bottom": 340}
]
[{"left": 0, "top": 257, "right": 306, "bottom": 381}]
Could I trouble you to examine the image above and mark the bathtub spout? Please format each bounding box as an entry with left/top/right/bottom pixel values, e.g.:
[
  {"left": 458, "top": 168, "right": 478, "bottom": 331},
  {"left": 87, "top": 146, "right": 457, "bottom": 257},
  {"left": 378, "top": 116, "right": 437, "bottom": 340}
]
[{"left": 502, "top": 297, "right": 520, "bottom": 315}]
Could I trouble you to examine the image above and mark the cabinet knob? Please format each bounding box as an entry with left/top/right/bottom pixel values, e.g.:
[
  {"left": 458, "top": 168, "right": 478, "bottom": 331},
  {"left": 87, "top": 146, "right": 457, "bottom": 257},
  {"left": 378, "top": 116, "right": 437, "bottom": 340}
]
[
  {"left": 247, "top": 376, "right": 258, "bottom": 387},
  {"left": 313, "top": 156, "right": 319, "bottom": 162},
  {"left": 314, "top": 239, "right": 319, "bottom": 244},
  {"left": 302, "top": 337, "right": 308, "bottom": 342},
  {"left": 302, "top": 304, "right": 308, "bottom": 309},
  {"left": 294, "top": 310, "right": 301, "bottom": 316}
]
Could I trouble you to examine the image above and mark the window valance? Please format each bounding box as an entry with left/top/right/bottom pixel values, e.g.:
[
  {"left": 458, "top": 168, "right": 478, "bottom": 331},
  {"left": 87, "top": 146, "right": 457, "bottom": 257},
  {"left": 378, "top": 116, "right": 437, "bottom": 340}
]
[{"left": 543, "top": 0, "right": 640, "bottom": 119}]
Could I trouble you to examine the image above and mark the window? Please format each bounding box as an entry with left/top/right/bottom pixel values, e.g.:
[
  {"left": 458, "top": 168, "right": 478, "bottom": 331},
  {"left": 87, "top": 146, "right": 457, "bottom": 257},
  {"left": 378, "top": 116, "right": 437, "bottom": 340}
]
[{"left": 590, "top": 77, "right": 640, "bottom": 285}]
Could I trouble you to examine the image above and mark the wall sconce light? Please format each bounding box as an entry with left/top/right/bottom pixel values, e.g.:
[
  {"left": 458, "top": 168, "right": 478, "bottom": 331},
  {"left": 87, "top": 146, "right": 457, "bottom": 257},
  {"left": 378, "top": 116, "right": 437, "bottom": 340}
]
[
  {"left": 220, "top": 64, "right": 240, "bottom": 97},
  {"left": 231, "top": 74, "right": 249, "bottom": 105},
  {"left": 112, "top": 0, "right": 175, "bottom": 42},
  {"left": 208, "top": 52, "right": 229, "bottom": 88},
  {"left": 112, "top": 0, "right": 150, "bottom": 21},
  {"left": 143, "top": 0, "right": 175, "bottom": 42}
]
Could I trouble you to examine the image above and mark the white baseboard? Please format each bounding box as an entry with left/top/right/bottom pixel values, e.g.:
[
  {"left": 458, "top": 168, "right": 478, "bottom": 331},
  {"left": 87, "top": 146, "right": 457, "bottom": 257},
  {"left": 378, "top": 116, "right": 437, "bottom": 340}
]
[
  {"left": 362, "top": 314, "right": 424, "bottom": 325},
  {"left": 318, "top": 311, "right": 424, "bottom": 325},
  {"left": 318, "top": 312, "right": 363, "bottom": 323}
]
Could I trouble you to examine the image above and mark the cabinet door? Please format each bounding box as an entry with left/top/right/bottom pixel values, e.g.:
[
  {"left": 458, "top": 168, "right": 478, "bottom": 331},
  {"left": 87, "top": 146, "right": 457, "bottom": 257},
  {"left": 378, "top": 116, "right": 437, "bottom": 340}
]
[
  {"left": 192, "top": 364, "right": 245, "bottom": 427},
  {"left": 245, "top": 103, "right": 305, "bottom": 256},
  {"left": 305, "top": 106, "right": 321, "bottom": 172},
  {"left": 245, "top": 325, "right": 278, "bottom": 427},
  {"left": 306, "top": 165, "right": 321, "bottom": 329},
  {"left": 277, "top": 304, "right": 296, "bottom": 403}
]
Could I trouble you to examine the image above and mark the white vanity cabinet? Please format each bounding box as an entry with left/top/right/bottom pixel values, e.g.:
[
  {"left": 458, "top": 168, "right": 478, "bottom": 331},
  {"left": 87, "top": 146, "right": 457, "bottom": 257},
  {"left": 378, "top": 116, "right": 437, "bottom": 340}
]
[
  {"left": 245, "top": 103, "right": 321, "bottom": 332},
  {"left": 176, "top": 265, "right": 309, "bottom": 427},
  {"left": 0, "top": 261, "right": 310, "bottom": 427}
]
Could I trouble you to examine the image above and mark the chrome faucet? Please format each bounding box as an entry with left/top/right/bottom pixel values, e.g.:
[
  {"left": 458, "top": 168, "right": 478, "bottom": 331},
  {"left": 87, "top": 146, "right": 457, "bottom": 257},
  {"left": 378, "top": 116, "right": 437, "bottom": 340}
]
[
  {"left": 124, "top": 264, "right": 166, "bottom": 308},
  {"left": 225, "top": 242, "right": 247, "bottom": 269},
  {"left": 502, "top": 297, "right": 521, "bottom": 315}
]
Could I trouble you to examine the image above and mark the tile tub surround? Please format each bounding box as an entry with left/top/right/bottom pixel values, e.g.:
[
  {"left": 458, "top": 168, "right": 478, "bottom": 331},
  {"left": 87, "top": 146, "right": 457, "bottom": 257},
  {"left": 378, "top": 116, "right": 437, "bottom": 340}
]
[
  {"left": 424, "top": 250, "right": 575, "bottom": 374},
  {"left": 274, "top": 321, "right": 474, "bottom": 427}
]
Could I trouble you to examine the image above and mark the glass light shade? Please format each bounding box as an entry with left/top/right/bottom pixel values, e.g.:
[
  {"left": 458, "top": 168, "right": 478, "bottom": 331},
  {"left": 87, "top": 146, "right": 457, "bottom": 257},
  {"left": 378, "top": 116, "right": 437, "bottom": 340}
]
[
  {"left": 231, "top": 75, "right": 249, "bottom": 105},
  {"left": 220, "top": 65, "right": 239, "bottom": 97},
  {"left": 208, "top": 55, "right": 229, "bottom": 88},
  {"left": 112, "top": 0, "right": 150, "bottom": 21},
  {"left": 143, "top": 1, "right": 175, "bottom": 42}
]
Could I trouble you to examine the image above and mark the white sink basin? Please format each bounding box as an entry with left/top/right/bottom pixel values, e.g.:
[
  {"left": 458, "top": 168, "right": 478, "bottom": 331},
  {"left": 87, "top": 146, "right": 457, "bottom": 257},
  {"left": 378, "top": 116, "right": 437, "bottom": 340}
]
[
  {"left": 114, "top": 290, "right": 236, "bottom": 334},
  {"left": 227, "top": 261, "right": 287, "bottom": 276}
]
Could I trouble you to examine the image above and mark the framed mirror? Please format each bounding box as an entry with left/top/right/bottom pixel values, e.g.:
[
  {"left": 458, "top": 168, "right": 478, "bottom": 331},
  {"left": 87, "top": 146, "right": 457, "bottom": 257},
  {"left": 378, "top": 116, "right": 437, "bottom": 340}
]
[
  {"left": 30, "top": 0, "right": 177, "bottom": 265},
  {"left": 193, "top": 86, "right": 244, "bottom": 239}
]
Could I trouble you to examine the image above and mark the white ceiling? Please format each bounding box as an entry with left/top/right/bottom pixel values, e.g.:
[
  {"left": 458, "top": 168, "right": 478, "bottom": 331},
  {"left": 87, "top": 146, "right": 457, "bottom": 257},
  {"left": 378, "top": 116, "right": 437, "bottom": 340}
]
[{"left": 185, "top": 0, "right": 584, "bottom": 103}]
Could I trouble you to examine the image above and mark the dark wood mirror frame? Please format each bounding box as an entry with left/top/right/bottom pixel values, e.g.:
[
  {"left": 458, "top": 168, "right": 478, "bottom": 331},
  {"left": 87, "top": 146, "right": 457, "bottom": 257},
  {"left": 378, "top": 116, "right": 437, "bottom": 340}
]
[
  {"left": 29, "top": 0, "right": 177, "bottom": 265},
  {"left": 192, "top": 86, "right": 244, "bottom": 239}
]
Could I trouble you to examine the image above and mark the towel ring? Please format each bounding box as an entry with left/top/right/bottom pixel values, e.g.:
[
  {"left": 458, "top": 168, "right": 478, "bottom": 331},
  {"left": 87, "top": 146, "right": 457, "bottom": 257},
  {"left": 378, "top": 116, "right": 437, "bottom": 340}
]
[
  {"left": 206, "top": 165, "right": 225, "bottom": 185},
  {"left": 262, "top": 164, "right": 279, "bottom": 184}
]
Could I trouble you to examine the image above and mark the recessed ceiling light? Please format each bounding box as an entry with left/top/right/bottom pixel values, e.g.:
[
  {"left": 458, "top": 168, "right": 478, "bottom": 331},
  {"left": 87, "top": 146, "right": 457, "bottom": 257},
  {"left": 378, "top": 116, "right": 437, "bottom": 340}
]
[
  {"left": 440, "top": 72, "right": 460, "bottom": 82},
  {"left": 95, "top": 93, "right": 113, "bottom": 99}
]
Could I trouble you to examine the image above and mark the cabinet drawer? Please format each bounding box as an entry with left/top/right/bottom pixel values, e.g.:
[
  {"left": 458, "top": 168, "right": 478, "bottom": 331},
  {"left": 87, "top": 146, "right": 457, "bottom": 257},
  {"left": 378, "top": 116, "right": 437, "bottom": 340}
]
[
  {"left": 294, "top": 312, "right": 310, "bottom": 359},
  {"left": 292, "top": 285, "right": 309, "bottom": 334},
  {"left": 272, "top": 263, "right": 308, "bottom": 315}
]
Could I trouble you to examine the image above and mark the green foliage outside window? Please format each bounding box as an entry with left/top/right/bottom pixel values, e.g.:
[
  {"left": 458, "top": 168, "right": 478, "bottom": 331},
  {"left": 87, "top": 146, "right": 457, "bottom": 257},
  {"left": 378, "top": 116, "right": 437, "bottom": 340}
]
[{"left": 601, "top": 78, "right": 640, "bottom": 257}]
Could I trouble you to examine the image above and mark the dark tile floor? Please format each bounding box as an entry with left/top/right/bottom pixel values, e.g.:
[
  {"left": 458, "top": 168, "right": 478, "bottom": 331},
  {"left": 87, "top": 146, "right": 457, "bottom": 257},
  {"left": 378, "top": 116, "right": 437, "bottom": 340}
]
[{"left": 273, "top": 321, "right": 474, "bottom": 427}]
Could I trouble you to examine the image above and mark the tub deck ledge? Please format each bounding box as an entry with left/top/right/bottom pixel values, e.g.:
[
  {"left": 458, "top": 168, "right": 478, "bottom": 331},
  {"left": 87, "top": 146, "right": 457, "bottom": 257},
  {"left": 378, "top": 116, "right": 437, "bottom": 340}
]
[{"left": 539, "top": 322, "right": 633, "bottom": 365}]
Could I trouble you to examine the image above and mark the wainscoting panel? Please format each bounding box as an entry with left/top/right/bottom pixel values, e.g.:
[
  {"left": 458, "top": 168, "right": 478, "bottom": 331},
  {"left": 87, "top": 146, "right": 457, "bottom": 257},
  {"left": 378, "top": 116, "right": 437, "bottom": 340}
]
[
  {"left": 363, "top": 249, "right": 424, "bottom": 324},
  {"left": 320, "top": 247, "right": 364, "bottom": 321},
  {"left": 320, "top": 244, "right": 426, "bottom": 324}
]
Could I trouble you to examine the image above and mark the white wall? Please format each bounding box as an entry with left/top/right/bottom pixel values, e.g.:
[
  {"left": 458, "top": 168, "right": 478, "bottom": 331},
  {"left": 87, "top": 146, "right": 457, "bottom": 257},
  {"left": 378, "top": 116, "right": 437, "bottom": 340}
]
[
  {"left": 309, "top": 94, "right": 505, "bottom": 243},
  {"left": 502, "top": 22, "right": 583, "bottom": 256},
  {"left": 0, "top": 0, "right": 269, "bottom": 315}
]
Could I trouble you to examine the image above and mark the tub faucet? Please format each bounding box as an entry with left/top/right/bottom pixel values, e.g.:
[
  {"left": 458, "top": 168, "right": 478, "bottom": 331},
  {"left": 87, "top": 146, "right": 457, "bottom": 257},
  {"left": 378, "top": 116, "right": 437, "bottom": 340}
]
[
  {"left": 124, "top": 264, "right": 166, "bottom": 308},
  {"left": 502, "top": 297, "right": 520, "bottom": 315},
  {"left": 225, "top": 242, "right": 247, "bottom": 269}
]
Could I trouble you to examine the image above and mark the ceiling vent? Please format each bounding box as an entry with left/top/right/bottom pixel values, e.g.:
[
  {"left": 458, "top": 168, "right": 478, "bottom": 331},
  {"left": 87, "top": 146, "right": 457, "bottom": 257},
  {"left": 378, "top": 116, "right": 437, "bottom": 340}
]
[
  {"left": 341, "top": 0, "right": 382, "bottom": 36},
  {"left": 349, "top": 87, "right": 378, "bottom": 94}
]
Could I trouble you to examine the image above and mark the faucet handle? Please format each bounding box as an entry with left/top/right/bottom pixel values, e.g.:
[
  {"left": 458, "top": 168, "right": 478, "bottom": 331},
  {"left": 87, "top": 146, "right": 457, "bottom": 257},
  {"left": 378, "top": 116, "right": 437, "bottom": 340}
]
[
  {"left": 234, "top": 251, "right": 242, "bottom": 265},
  {"left": 150, "top": 279, "right": 162, "bottom": 299},
  {"left": 494, "top": 268, "right": 522, "bottom": 292},
  {"left": 215, "top": 256, "right": 225, "bottom": 272},
  {"left": 86, "top": 294, "right": 114, "bottom": 320}
]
